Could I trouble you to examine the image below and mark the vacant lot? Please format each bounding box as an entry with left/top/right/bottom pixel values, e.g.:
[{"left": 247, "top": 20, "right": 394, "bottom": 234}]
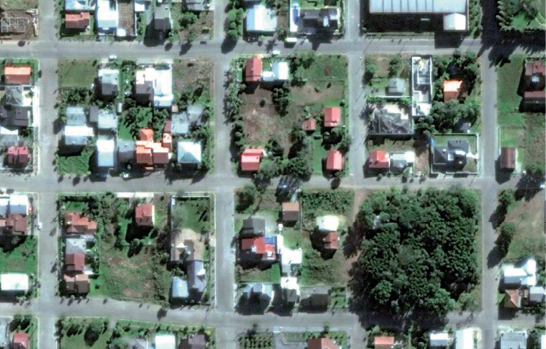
[
  {"left": 497, "top": 55, "right": 526, "bottom": 127},
  {"left": 0, "top": 237, "right": 36, "bottom": 275},
  {"left": 2, "top": 0, "right": 37, "bottom": 9},
  {"left": 172, "top": 59, "right": 213, "bottom": 102},
  {"left": 58, "top": 60, "right": 97, "bottom": 88},
  {"left": 172, "top": 196, "right": 212, "bottom": 234},
  {"left": 505, "top": 193, "right": 545, "bottom": 262},
  {"left": 365, "top": 54, "right": 411, "bottom": 95},
  {"left": 57, "top": 147, "right": 93, "bottom": 175},
  {"left": 171, "top": 4, "right": 214, "bottom": 41}
]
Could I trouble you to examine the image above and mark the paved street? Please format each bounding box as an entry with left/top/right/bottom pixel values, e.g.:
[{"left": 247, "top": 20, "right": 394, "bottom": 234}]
[{"left": 0, "top": 1, "right": 544, "bottom": 349}]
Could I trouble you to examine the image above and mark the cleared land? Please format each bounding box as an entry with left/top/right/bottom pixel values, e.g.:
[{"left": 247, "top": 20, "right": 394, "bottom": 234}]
[
  {"left": 2, "top": 0, "right": 38, "bottom": 8},
  {"left": 0, "top": 237, "right": 37, "bottom": 275},
  {"left": 58, "top": 60, "right": 97, "bottom": 88}
]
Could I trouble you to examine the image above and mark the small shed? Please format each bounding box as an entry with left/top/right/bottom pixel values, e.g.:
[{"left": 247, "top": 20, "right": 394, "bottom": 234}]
[
  {"left": 500, "top": 147, "right": 516, "bottom": 171},
  {"left": 282, "top": 202, "right": 300, "bottom": 222}
]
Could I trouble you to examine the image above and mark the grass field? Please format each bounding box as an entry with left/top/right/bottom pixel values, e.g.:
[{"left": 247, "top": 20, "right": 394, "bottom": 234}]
[
  {"left": 2, "top": 0, "right": 38, "bottom": 9},
  {"left": 0, "top": 237, "right": 37, "bottom": 275},
  {"left": 300, "top": 233, "right": 348, "bottom": 286},
  {"left": 172, "top": 197, "right": 212, "bottom": 234},
  {"left": 58, "top": 60, "right": 97, "bottom": 88},
  {"left": 237, "top": 263, "right": 281, "bottom": 283},
  {"left": 504, "top": 194, "right": 545, "bottom": 262},
  {"left": 57, "top": 147, "right": 93, "bottom": 175},
  {"left": 497, "top": 55, "right": 526, "bottom": 127}
]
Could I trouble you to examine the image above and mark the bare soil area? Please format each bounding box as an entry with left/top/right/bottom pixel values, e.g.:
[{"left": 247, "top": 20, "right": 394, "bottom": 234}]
[
  {"left": 173, "top": 59, "right": 213, "bottom": 94},
  {"left": 0, "top": 9, "right": 36, "bottom": 40}
]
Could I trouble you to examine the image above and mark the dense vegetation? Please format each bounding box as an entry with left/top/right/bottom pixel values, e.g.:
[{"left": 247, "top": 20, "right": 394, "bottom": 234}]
[
  {"left": 497, "top": 0, "right": 545, "bottom": 32},
  {"left": 350, "top": 187, "right": 479, "bottom": 316}
]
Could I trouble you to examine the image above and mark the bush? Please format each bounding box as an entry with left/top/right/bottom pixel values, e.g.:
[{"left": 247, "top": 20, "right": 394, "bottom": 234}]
[
  {"left": 498, "top": 222, "right": 516, "bottom": 256},
  {"left": 236, "top": 185, "right": 257, "bottom": 212},
  {"left": 498, "top": 189, "right": 515, "bottom": 208}
]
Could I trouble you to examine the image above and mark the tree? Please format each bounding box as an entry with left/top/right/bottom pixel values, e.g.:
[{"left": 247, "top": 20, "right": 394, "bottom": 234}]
[
  {"left": 364, "top": 57, "right": 377, "bottom": 84},
  {"left": 497, "top": 222, "right": 516, "bottom": 256},
  {"left": 84, "top": 319, "right": 105, "bottom": 346},
  {"left": 179, "top": 11, "right": 198, "bottom": 28},
  {"left": 272, "top": 85, "right": 291, "bottom": 116},
  {"left": 498, "top": 189, "right": 515, "bottom": 208},
  {"left": 388, "top": 54, "right": 403, "bottom": 77},
  {"left": 236, "top": 185, "right": 256, "bottom": 212}
]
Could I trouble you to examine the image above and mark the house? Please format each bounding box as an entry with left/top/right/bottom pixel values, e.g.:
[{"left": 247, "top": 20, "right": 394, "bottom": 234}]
[
  {"left": 432, "top": 139, "right": 470, "bottom": 171},
  {"left": 65, "top": 12, "right": 90, "bottom": 30},
  {"left": 0, "top": 101, "right": 31, "bottom": 127},
  {"left": 390, "top": 151, "right": 415, "bottom": 174},
  {"left": 135, "top": 128, "right": 172, "bottom": 167},
  {"left": 65, "top": 0, "right": 95, "bottom": 11},
  {"left": 4, "top": 86, "right": 31, "bottom": 107},
  {"left": 374, "top": 336, "right": 395, "bottom": 349},
  {"left": 443, "top": 80, "right": 465, "bottom": 102},
  {"left": 280, "top": 276, "right": 300, "bottom": 307},
  {"left": 369, "top": 103, "right": 412, "bottom": 135},
  {"left": 246, "top": 4, "right": 278, "bottom": 33},
  {"left": 307, "top": 337, "right": 339, "bottom": 349},
  {"left": 117, "top": 140, "right": 135, "bottom": 164},
  {"left": 171, "top": 276, "right": 189, "bottom": 300},
  {"left": 322, "top": 232, "right": 339, "bottom": 250},
  {"left": 262, "top": 61, "right": 289, "bottom": 82},
  {"left": 387, "top": 78, "right": 406, "bottom": 95},
  {"left": 64, "top": 273, "right": 90, "bottom": 294},
  {"left": 9, "top": 195, "right": 28, "bottom": 215},
  {"left": 411, "top": 56, "right": 433, "bottom": 116},
  {"left": 153, "top": 4, "right": 173, "bottom": 40},
  {"left": 187, "top": 260, "right": 206, "bottom": 299},
  {"left": 455, "top": 328, "right": 475, "bottom": 349},
  {"left": 522, "top": 60, "right": 546, "bottom": 111},
  {"left": 153, "top": 66, "right": 174, "bottom": 108},
  {"left": 500, "top": 147, "right": 516, "bottom": 171},
  {"left": 134, "top": 68, "right": 155, "bottom": 104},
  {"left": 180, "top": 334, "right": 207, "bottom": 349},
  {"left": 430, "top": 332, "right": 449, "bottom": 347},
  {"left": 504, "top": 289, "right": 521, "bottom": 309},
  {"left": 96, "top": 138, "right": 115, "bottom": 168},
  {"left": 170, "top": 230, "right": 205, "bottom": 262},
  {"left": 500, "top": 331, "right": 527, "bottom": 349},
  {"left": 245, "top": 56, "right": 262, "bottom": 83},
  {"left": 241, "top": 217, "right": 266, "bottom": 236},
  {"left": 98, "top": 68, "right": 119, "bottom": 100},
  {"left": 240, "top": 236, "right": 276, "bottom": 262},
  {"left": 242, "top": 283, "right": 275, "bottom": 309},
  {"left": 12, "top": 332, "right": 29, "bottom": 349},
  {"left": 367, "top": 150, "right": 390, "bottom": 171},
  {"left": 135, "top": 203, "right": 154, "bottom": 227},
  {"left": 66, "top": 253, "right": 86, "bottom": 273},
  {"left": 3, "top": 66, "right": 31, "bottom": 85},
  {"left": 302, "top": 117, "right": 316, "bottom": 131},
  {"left": 66, "top": 106, "right": 86, "bottom": 125},
  {"left": 89, "top": 105, "right": 99, "bottom": 123},
  {"left": 503, "top": 259, "right": 537, "bottom": 287},
  {"left": 529, "top": 286, "right": 545, "bottom": 303},
  {"left": 0, "top": 273, "right": 29, "bottom": 292},
  {"left": 65, "top": 238, "right": 87, "bottom": 255},
  {"left": 323, "top": 106, "right": 341, "bottom": 127},
  {"left": 171, "top": 105, "right": 206, "bottom": 135},
  {"left": 97, "top": 109, "right": 118, "bottom": 130},
  {"left": 96, "top": 0, "right": 119, "bottom": 35},
  {"left": 64, "top": 212, "right": 97, "bottom": 235},
  {"left": 0, "top": 214, "right": 28, "bottom": 235},
  {"left": 154, "top": 333, "right": 176, "bottom": 349},
  {"left": 299, "top": 286, "right": 330, "bottom": 310},
  {"left": 316, "top": 215, "right": 339, "bottom": 232},
  {"left": 282, "top": 202, "right": 300, "bottom": 222},
  {"left": 6, "top": 146, "right": 30, "bottom": 167},
  {"left": 240, "top": 148, "right": 264, "bottom": 171},
  {"left": 185, "top": 0, "right": 210, "bottom": 11},
  {"left": 326, "top": 149, "right": 343, "bottom": 171},
  {"left": 279, "top": 244, "right": 302, "bottom": 275},
  {"left": 368, "top": 0, "right": 468, "bottom": 31},
  {"left": 298, "top": 8, "right": 339, "bottom": 36},
  {"left": 177, "top": 141, "right": 202, "bottom": 165}
]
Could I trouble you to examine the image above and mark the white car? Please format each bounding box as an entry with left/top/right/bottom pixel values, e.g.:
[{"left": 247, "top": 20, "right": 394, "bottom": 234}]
[
  {"left": 121, "top": 173, "right": 131, "bottom": 179},
  {"left": 272, "top": 50, "right": 281, "bottom": 56},
  {"left": 109, "top": 55, "right": 117, "bottom": 61},
  {"left": 36, "top": 222, "right": 42, "bottom": 230}
]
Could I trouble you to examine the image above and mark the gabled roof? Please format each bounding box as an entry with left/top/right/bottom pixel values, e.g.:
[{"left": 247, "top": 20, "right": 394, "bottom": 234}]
[
  {"left": 96, "top": 138, "right": 115, "bottom": 168},
  {"left": 65, "top": 11, "right": 90, "bottom": 29},
  {"left": 324, "top": 106, "right": 341, "bottom": 127},
  {"left": 374, "top": 336, "right": 395, "bottom": 349},
  {"left": 66, "top": 253, "right": 86, "bottom": 272},
  {"left": 500, "top": 147, "right": 516, "bottom": 170},
  {"left": 3, "top": 66, "right": 31, "bottom": 85},
  {"left": 302, "top": 117, "right": 317, "bottom": 131},
  {"left": 307, "top": 337, "right": 339, "bottom": 349},
  {"left": 443, "top": 80, "right": 464, "bottom": 102},
  {"left": 282, "top": 202, "right": 300, "bottom": 222},
  {"left": 326, "top": 149, "right": 343, "bottom": 171},
  {"left": 246, "top": 4, "right": 278, "bottom": 32},
  {"left": 64, "top": 273, "right": 90, "bottom": 294},
  {"left": 245, "top": 56, "right": 263, "bottom": 82},
  {"left": 369, "top": 150, "right": 390, "bottom": 169},
  {"left": 12, "top": 332, "right": 29, "bottom": 349},
  {"left": 240, "top": 148, "right": 264, "bottom": 171},
  {"left": 135, "top": 203, "right": 154, "bottom": 226},
  {"left": 323, "top": 232, "right": 339, "bottom": 250}
]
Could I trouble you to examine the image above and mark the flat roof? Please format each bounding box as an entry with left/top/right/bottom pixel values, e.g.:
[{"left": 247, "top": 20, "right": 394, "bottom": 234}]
[{"left": 369, "top": 0, "right": 467, "bottom": 14}]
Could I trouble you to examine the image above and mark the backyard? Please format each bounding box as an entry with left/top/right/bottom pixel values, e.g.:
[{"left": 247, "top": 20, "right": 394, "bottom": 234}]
[{"left": 171, "top": 4, "right": 214, "bottom": 41}]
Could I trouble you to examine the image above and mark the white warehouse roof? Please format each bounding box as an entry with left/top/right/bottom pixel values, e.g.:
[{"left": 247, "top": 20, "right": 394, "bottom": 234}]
[
  {"left": 369, "top": 0, "right": 468, "bottom": 14},
  {"left": 0, "top": 273, "right": 29, "bottom": 292}
]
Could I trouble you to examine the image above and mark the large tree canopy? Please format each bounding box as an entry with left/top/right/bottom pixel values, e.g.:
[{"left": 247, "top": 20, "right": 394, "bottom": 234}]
[{"left": 351, "top": 187, "right": 479, "bottom": 316}]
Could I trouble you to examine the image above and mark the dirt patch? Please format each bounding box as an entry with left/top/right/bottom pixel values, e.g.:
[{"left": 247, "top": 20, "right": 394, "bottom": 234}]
[
  {"left": 0, "top": 9, "right": 36, "bottom": 40},
  {"left": 414, "top": 148, "right": 429, "bottom": 175},
  {"left": 505, "top": 194, "right": 544, "bottom": 235},
  {"left": 291, "top": 82, "right": 344, "bottom": 106},
  {"left": 1, "top": 0, "right": 38, "bottom": 10},
  {"left": 118, "top": 0, "right": 135, "bottom": 37},
  {"left": 178, "top": 10, "right": 213, "bottom": 40},
  {"left": 123, "top": 279, "right": 153, "bottom": 298},
  {"left": 111, "top": 256, "right": 122, "bottom": 264},
  {"left": 172, "top": 60, "right": 213, "bottom": 95},
  {"left": 351, "top": 190, "right": 367, "bottom": 221}
]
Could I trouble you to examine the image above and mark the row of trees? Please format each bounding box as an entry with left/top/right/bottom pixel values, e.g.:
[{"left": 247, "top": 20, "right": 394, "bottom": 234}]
[
  {"left": 497, "top": 0, "right": 544, "bottom": 31},
  {"left": 351, "top": 187, "right": 480, "bottom": 316}
]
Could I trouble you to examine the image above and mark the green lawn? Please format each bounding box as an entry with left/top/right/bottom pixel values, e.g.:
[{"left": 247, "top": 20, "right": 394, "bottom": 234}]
[
  {"left": 311, "top": 136, "right": 326, "bottom": 175},
  {"left": 2, "top": 0, "right": 38, "bottom": 8},
  {"left": 172, "top": 197, "right": 212, "bottom": 234},
  {"left": 0, "top": 237, "right": 37, "bottom": 275},
  {"left": 282, "top": 227, "right": 301, "bottom": 249},
  {"left": 300, "top": 235, "right": 348, "bottom": 286},
  {"left": 238, "top": 264, "right": 281, "bottom": 283},
  {"left": 58, "top": 60, "right": 97, "bottom": 88},
  {"left": 57, "top": 147, "right": 93, "bottom": 175},
  {"left": 298, "top": 54, "right": 347, "bottom": 82},
  {"left": 497, "top": 54, "right": 526, "bottom": 126},
  {"left": 282, "top": 331, "right": 347, "bottom": 347},
  {"left": 9, "top": 316, "right": 38, "bottom": 349}
]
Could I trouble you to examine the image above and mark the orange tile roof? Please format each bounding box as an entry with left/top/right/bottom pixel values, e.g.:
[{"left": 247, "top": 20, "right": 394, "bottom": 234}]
[
  {"left": 302, "top": 118, "right": 317, "bottom": 131},
  {"left": 368, "top": 150, "right": 390, "bottom": 169},
  {"left": 374, "top": 336, "right": 395, "bottom": 349},
  {"left": 135, "top": 146, "right": 153, "bottom": 165},
  {"left": 443, "top": 80, "right": 463, "bottom": 102},
  {"left": 240, "top": 148, "right": 264, "bottom": 171},
  {"left": 139, "top": 128, "right": 154, "bottom": 142},
  {"left": 135, "top": 203, "right": 154, "bottom": 226},
  {"left": 64, "top": 212, "right": 97, "bottom": 235},
  {"left": 245, "top": 56, "right": 262, "bottom": 82},
  {"left": 324, "top": 106, "right": 341, "bottom": 127},
  {"left": 4, "top": 65, "right": 32, "bottom": 85},
  {"left": 65, "top": 12, "right": 90, "bottom": 29},
  {"left": 308, "top": 338, "right": 339, "bottom": 349},
  {"left": 326, "top": 149, "right": 343, "bottom": 171}
]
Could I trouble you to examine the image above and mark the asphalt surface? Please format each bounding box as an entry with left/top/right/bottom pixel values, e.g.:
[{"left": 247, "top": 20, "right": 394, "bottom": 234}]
[{"left": 0, "top": 1, "right": 544, "bottom": 349}]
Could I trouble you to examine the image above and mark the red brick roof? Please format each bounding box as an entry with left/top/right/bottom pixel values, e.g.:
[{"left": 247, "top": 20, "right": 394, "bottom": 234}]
[
  {"left": 65, "top": 11, "right": 90, "bottom": 29},
  {"left": 323, "top": 232, "right": 339, "bottom": 250},
  {"left": 326, "top": 149, "right": 343, "bottom": 171},
  {"left": 64, "top": 212, "right": 97, "bottom": 235},
  {"left": 12, "top": 332, "right": 29, "bottom": 349},
  {"left": 135, "top": 203, "right": 154, "bottom": 226},
  {"left": 368, "top": 150, "right": 390, "bottom": 169},
  {"left": 139, "top": 128, "right": 154, "bottom": 142},
  {"left": 443, "top": 80, "right": 463, "bottom": 102},
  {"left": 6, "top": 214, "right": 27, "bottom": 234},
  {"left": 6, "top": 146, "right": 30, "bottom": 167},
  {"left": 240, "top": 148, "right": 264, "bottom": 171},
  {"left": 163, "top": 120, "right": 172, "bottom": 134},
  {"left": 64, "top": 273, "right": 90, "bottom": 294},
  {"left": 4, "top": 65, "right": 31, "bottom": 85},
  {"left": 245, "top": 56, "right": 262, "bottom": 82},
  {"left": 324, "top": 106, "right": 341, "bottom": 127},
  {"left": 308, "top": 338, "right": 339, "bottom": 349},
  {"left": 500, "top": 147, "right": 515, "bottom": 170},
  {"left": 240, "top": 236, "right": 276, "bottom": 260},
  {"left": 66, "top": 253, "right": 85, "bottom": 272},
  {"left": 374, "top": 336, "right": 395, "bottom": 349},
  {"left": 302, "top": 118, "right": 317, "bottom": 131}
]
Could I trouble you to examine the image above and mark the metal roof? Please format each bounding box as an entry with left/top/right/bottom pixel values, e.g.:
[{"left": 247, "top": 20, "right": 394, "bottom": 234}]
[{"left": 369, "top": 0, "right": 467, "bottom": 14}]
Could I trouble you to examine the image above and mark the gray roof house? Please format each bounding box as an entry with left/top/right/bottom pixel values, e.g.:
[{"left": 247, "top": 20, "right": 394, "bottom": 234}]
[
  {"left": 117, "top": 140, "right": 135, "bottom": 163},
  {"left": 4, "top": 86, "right": 26, "bottom": 107},
  {"left": 369, "top": 104, "right": 413, "bottom": 135},
  {"left": 299, "top": 286, "right": 331, "bottom": 310},
  {"left": 153, "top": 4, "right": 172, "bottom": 38},
  {"left": 241, "top": 218, "right": 266, "bottom": 236},
  {"left": 171, "top": 276, "right": 189, "bottom": 299},
  {"left": 66, "top": 106, "right": 87, "bottom": 126},
  {"left": 185, "top": 0, "right": 209, "bottom": 11},
  {"left": 500, "top": 331, "right": 527, "bottom": 349},
  {"left": 89, "top": 105, "right": 99, "bottom": 123},
  {"left": 529, "top": 286, "right": 545, "bottom": 303},
  {"left": 171, "top": 105, "right": 205, "bottom": 135},
  {"left": 432, "top": 139, "right": 469, "bottom": 170},
  {"left": 97, "top": 109, "right": 118, "bottom": 130},
  {"left": 98, "top": 68, "right": 119, "bottom": 100},
  {"left": 298, "top": 8, "right": 339, "bottom": 35},
  {"left": 0, "top": 105, "right": 31, "bottom": 128},
  {"left": 187, "top": 260, "right": 206, "bottom": 299},
  {"left": 177, "top": 140, "right": 202, "bottom": 165},
  {"left": 243, "top": 283, "right": 274, "bottom": 309},
  {"left": 387, "top": 78, "right": 406, "bottom": 95},
  {"left": 65, "top": 238, "right": 87, "bottom": 255}
]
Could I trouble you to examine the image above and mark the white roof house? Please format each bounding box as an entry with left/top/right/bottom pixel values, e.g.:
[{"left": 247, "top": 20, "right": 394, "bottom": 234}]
[
  {"left": 65, "top": 238, "right": 87, "bottom": 255},
  {"left": 177, "top": 141, "right": 202, "bottom": 164},
  {"left": 411, "top": 56, "right": 433, "bottom": 117},
  {"left": 430, "top": 332, "right": 449, "bottom": 347},
  {"left": 530, "top": 286, "right": 545, "bottom": 303},
  {"left": 541, "top": 334, "right": 546, "bottom": 349},
  {"left": 0, "top": 273, "right": 29, "bottom": 292},
  {"left": 153, "top": 67, "right": 174, "bottom": 108},
  {"left": 316, "top": 215, "right": 339, "bottom": 232},
  {"left": 9, "top": 195, "right": 29, "bottom": 215},
  {"left": 96, "top": 138, "right": 115, "bottom": 168},
  {"left": 443, "top": 13, "right": 467, "bottom": 31},
  {"left": 0, "top": 197, "right": 9, "bottom": 217},
  {"left": 0, "top": 127, "right": 19, "bottom": 136},
  {"left": 281, "top": 276, "right": 300, "bottom": 295},
  {"left": 455, "top": 328, "right": 475, "bottom": 349},
  {"left": 65, "top": 0, "right": 95, "bottom": 11},
  {"left": 64, "top": 125, "right": 95, "bottom": 146},
  {"left": 98, "top": 109, "right": 118, "bottom": 130},
  {"left": 262, "top": 61, "right": 290, "bottom": 82},
  {"left": 96, "top": 0, "right": 119, "bottom": 33},
  {"left": 246, "top": 4, "right": 278, "bottom": 33},
  {"left": 278, "top": 235, "right": 302, "bottom": 275},
  {"left": 154, "top": 333, "right": 176, "bottom": 349},
  {"left": 503, "top": 259, "right": 537, "bottom": 287}
]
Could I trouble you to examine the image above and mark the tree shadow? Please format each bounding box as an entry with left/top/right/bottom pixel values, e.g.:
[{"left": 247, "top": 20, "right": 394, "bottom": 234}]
[
  {"left": 487, "top": 244, "right": 502, "bottom": 269},
  {"left": 221, "top": 37, "right": 237, "bottom": 54}
]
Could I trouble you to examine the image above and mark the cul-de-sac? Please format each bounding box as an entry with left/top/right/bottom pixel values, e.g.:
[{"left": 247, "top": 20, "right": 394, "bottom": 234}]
[{"left": 0, "top": 0, "right": 544, "bottom": 348}]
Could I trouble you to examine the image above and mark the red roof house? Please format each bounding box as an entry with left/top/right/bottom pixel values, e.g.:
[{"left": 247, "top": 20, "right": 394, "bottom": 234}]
[
  {"left": 65, "top": 12, "right": 90, "bottom": 30},
  {"left": 163, "top": 120, "right": 172, "bottom": 134},
  {"left": 139, "top": 128, "right": 154, "bottom": 142},
  {"left": 240, "top": 148, "right": 264, "bottom": 171},
  {"left": 153, "top": 146, "right": 170, "bottom": 164},
  {"left": 135, "top": 203, "right": 154, "bottom": 226},
  {"left": 504, "top": 289, "right": 521, "bottom": 309},
  {"left": 374, "top": 336, "right": 395, "bottom": 349},
  {"left": 326, "top": 149, "right": 343, "bottom": 171},
  {"left": 368, "top": 150, "right": 390, "bottom": 170},
  {"left": 302, "top": 118, "right": 317, "bottom": 131},
  {"left": 443, "top": 80, "right": 464, "bottom": 102},
  {"left": 323, "top": 232, "right": 339, "bottom": 250},
  {"left": 162, "top": 132, "right": 172, "bottom": 151},
  {"left": 324, "top": 106, "right": 341, "bottom": 127},
  {"left": 245, "top": 55, "right": 262, "bottom": 82},
  {"left": 12, "top": 332, "right": 29, "bottom": 349},
  {"left": 64, "top": 212, "right": 97, "bottom": 235},
  {"left": 66, "top": 253, "right": 86, "bottom": 272},
  {"left": 6, "top": 146, "right": 30, "bottom": 167},
  {"left": 307, "top": 338, "right": 339, "bottom": 349},
  {"left": 240, "top": 236, "right": 276, "bottom": 261},
  {"left": 135, "top": 146, "right": 153, "bottom": 166},
  {"left": 6, "top": 214, "right": 27, "bottom": 234},
  {"left": 4, "top": 65, "right": 32, "bottom": 85},
  {"left": 64, "top": 273, "right": 90, "bottom": 295}
]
